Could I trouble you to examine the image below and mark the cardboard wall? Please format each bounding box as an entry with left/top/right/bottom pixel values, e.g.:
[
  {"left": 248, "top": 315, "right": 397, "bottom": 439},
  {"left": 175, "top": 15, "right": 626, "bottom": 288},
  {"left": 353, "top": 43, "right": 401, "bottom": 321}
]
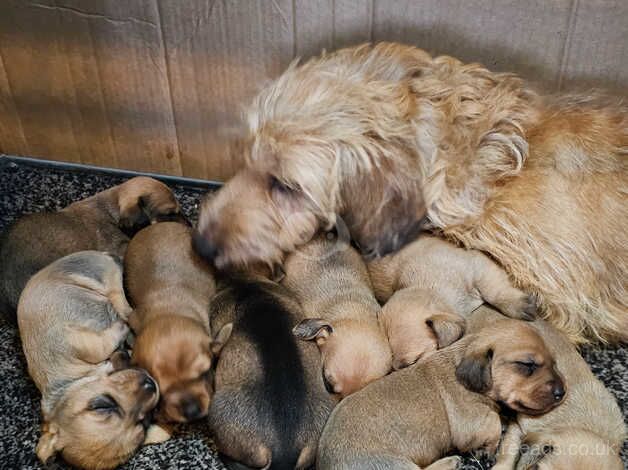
[{"left": 0, "top": 0, "right": 626, "bottom": 181}]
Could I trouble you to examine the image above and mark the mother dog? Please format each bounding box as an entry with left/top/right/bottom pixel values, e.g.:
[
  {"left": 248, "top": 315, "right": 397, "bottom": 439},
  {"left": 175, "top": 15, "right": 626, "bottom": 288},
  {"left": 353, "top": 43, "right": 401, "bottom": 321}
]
[{"left": 196, "top": 42, "right": 627, "bottom": 344}]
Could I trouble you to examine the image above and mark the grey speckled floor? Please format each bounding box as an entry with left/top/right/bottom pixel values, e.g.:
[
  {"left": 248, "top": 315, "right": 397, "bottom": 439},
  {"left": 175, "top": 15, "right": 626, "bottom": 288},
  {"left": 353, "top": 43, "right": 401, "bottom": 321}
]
[{"left": 0, "top": 158, "right": 626, "bottom": 469}]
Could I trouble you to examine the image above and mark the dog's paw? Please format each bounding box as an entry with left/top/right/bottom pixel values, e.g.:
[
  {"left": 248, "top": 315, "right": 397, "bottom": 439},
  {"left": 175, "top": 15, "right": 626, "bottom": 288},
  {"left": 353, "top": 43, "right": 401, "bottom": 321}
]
[
  {"left": 426, "top": 455, "right": 461, "bottom": 470},
  {"left": 500, "top": 293, "right": 539, "bottom": 321}
]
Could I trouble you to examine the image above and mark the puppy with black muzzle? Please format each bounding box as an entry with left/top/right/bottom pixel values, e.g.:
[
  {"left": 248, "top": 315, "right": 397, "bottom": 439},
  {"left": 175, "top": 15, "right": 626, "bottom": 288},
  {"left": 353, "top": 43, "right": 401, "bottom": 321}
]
[
  {"left": 18, "top": 251, "right": 162, "bottom": 470},
  {"left": 368, "top": 236, "right": 537, "bottom": 369},
  {"left": 317, "top": 308, "right": 565, "bottom": 470},
  {"left": 470, "top": 308, "right": 626, "bottom": 470},
  {"left": 0, "top": 176, "right": 184, "bottom": 323},
  {"left": 283, "top": 233, "right": 392, "bottom": 398},
  {"left": 125, "top": 221, "right": 221, "bottom": 423},
  {"left": 208, "top": 276, "right": 336, "bottom": 470}
]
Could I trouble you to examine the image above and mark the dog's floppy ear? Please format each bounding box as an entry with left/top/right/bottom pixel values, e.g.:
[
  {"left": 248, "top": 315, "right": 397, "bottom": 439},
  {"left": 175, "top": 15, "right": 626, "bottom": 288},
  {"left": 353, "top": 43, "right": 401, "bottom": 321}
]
[
  {"left": 426, "top": 313, "right": 466, "bottom": 349},
  {"left": 456, "top": 340, "right": 493, "bottom": 393},
  {"left": 110, "top": 349, "right": 131, "bottom": 370},
  {"left": 293, "top": 319, "right": 333, "bottom": 344},
  {"left": 518, "top": 432, "right": 553, "bottom": 469},
  {"left": 211, "top": 323, "right": 233, "bottom": 356},
  {"left": 36, "top": 422, "right": 63, "bottom": 464}
]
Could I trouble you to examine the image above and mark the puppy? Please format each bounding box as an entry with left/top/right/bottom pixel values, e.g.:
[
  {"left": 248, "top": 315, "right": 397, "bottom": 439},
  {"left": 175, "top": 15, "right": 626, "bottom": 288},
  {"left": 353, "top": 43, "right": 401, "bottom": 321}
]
[
  {"left": 0, "top": 176, "right": 184, "bottom": 323},
  {"left": 317, "top": 309, "right": 565, "bottom": 469},
  {"left": 125, "top": 221, "right": 219, "bottom": 423},
  {"left": 471, "top": 308, "right": 626, "bottom": 470},
  {"left": 368, "top": 236, "right": 537, "bottom": 369},
  {"left": 282, "top": 233, "right": 392, "bottom": 398},
  {"left": 208, "top": 276, "right": 336, "bottom": 470},
  {"left": 18, "top": 251, "right": 161, "bottom": 469}
]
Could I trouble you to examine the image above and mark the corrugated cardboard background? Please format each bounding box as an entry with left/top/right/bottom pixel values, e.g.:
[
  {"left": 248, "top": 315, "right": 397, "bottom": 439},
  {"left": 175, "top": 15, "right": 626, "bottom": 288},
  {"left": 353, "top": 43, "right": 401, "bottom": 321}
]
[{"left": 0, "top": 0, "right": 626, "bottom": 181}]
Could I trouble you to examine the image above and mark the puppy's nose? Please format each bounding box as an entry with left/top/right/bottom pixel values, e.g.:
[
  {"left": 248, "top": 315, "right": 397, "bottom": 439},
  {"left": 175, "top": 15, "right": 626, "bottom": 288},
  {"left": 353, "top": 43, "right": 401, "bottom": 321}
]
[
  {"left": 141, "top": 375, "right": 157, "bottom": 394},
  {"left": 181, "top": 397, "right": 204, "bottom": 421},
  {"left": 551, "top": 381, "right": 565, "bottom": 402},
  {"left": 192, "top": 230, "right": 218, "bottom": 262}
]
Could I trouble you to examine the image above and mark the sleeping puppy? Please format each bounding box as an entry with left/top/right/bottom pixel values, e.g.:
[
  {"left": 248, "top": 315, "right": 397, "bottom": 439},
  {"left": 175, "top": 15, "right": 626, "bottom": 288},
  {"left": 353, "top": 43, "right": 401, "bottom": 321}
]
[
  {"left": 317, "top": 309, "right": 565, "bottom": 470},
  {"left": 283, "top": 233, "right": 392, "bottom": 398},
  {"left": 208, "top": 276, "right": 336, "bottom": 470},
  {"left": 0, "top": 176, "right": 184, "bottom": 323},
  {"left": 125, "top": 222, "right": 219, "bottom": 423},
  {"left": 18, "top": 251, "right": 162, "bottom": 469},
  {"left": 368, "top": 236, "right": 537, "bottom": 369},
  {"left": 472, "top": 308, "right": 626, "bottom": 470}
]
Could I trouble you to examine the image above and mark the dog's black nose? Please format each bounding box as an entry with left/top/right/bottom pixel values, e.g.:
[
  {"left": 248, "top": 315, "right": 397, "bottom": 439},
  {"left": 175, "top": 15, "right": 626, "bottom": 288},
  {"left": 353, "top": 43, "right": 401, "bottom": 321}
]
[
  {"left": 141, "top": 375, "right": 157, "bottom": 393},
  {"left": 551, "top": 382, "right": 565, "bottom": 401},
  {"left": 181, "top": 397, "right": 203, "bottom": 421},
  {"left": 192, "top": 230, "right": 218, "bottom": 262}
]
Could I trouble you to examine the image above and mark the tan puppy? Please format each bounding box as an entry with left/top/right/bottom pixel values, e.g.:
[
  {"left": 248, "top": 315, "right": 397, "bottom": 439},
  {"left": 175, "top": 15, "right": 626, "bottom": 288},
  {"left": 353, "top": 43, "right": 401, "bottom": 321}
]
[
  {"left": 466, "top": 309, "right": 626, "bottom": 470},
  {"left": 317, "top": 309, "right": 565, "bottom": 469},
  {"left": 283, "top": 233, "right": 392, "bottom": 398},
  {"left": 195, "top": 42, "right": 627, "bottom": 344},
  {"left": 125, "top": 222, "right": 219, "bottom": 423},
  {"left": 18, "top": 251, "right": 161, "bottom": 469},
  {"left": 368, "top": 236, "right": 537, "bottom": 369},
  {"left": 208, "top": 276, "right": 335, "bottom": 469},
  {"left": 0, "top": 176, "right": 184, "bottom": 323}
]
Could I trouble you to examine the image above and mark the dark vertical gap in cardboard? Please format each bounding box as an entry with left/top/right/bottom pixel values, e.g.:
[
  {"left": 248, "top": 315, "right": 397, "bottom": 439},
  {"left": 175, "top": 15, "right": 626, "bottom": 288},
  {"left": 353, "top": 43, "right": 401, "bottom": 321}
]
[
  {"left": 0, "top": 38, "right": 29, "bottom": 154},
  {"left": 154, "top": 0, "right": 184, "bottom": 177},
  {"left": 369, "top": 0, "right": 375, "bottom": 43},
  {"left": 86, "top": 15, "right": 120, "bottom": 170},
  {"left": 52, "top": 0, "right": 83, "bottom": 164},
  {"left": 331, "top": 0, "right": 336, "bottom": 50},
  {"left": 291, "top": 0, "right": 298, "bottom": 58},
  {"left": 557, "top": 0, "right": 579, "bottom": 92}
]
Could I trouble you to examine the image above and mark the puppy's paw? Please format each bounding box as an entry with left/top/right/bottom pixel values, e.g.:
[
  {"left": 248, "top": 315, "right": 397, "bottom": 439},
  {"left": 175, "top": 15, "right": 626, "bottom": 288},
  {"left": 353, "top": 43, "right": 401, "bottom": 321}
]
[
  {"left": 425, "top": 455, "right": 461, "bottom": 470},
  {"left": 143, "top": 424, "right": 172, "bottom": 445},
  {"left": 500, "top": 293, "right": 539, "bottom": 321}
]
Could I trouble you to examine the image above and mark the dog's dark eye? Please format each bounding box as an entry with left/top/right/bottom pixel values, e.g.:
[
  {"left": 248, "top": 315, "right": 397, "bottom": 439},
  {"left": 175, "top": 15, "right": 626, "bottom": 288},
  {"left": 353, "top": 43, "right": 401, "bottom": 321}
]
[
  {"left": 87, "top": 394, "right": 119, "bottom": 414},
  {"left": 515, "top": 360, "right": 538, "bottom": 376},
  {"left": 269, "top": 176, "right": 295, "bottom": 195}
]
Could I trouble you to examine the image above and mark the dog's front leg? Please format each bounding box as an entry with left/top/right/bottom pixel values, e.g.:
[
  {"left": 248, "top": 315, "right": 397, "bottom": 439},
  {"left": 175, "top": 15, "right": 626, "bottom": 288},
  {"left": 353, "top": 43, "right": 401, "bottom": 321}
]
[
  {"left": 471, "top": 253, "right": 538, "bottom": 321},
  {"left": 492, "top": 422, "right": 523, "bottom": 470}
]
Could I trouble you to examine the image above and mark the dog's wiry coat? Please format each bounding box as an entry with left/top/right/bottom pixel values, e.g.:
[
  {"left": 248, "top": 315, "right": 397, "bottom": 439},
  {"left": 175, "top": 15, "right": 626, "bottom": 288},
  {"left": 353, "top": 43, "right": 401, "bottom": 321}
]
[{"left": 198, "top": 43, "right": 627, "bottom": 344}]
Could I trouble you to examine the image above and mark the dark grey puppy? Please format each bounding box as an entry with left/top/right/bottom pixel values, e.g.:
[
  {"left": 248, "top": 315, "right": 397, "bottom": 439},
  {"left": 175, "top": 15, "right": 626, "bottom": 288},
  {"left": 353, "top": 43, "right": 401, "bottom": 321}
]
[
  {"left": 0, "top": 176, "right": 184, "bottom": 323},
  {"left": 208, "top": 276, "right": 336, "bottom": 470}
]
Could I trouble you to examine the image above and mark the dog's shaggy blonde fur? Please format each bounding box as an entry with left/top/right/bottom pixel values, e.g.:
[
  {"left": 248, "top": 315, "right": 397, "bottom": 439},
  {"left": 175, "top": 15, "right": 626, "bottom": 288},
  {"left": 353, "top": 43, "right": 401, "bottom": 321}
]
[{"left": 197, "top": 42, "right": 628, "bottom": 344}]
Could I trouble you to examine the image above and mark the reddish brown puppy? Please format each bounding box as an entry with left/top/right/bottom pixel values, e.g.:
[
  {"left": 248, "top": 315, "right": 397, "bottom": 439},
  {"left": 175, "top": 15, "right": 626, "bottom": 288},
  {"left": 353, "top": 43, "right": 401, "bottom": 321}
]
[{"left": 125, "top": 222, "right": 223, "bottom": 423}]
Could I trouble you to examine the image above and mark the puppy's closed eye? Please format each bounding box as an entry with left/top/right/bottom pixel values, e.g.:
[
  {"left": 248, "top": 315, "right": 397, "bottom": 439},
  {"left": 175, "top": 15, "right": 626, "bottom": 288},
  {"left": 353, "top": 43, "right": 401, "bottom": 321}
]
[
  {"left": 87, "top": 394, "right": 120, "bottom": 415},
  {"left": 515, "top": 360, "right": 539, "bottom": 377}
]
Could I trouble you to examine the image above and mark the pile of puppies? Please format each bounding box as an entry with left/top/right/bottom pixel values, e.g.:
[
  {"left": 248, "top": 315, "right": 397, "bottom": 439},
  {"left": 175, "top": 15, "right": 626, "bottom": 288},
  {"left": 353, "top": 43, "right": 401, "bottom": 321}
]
[{"left": 0, "top": 175, "right": 624, "bottom": 469}]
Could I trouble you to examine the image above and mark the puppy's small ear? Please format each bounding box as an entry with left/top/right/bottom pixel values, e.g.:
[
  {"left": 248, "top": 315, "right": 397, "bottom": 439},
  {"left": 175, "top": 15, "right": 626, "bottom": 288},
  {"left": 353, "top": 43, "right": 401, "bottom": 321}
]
[
  {"left": 426, "top": 313, "right": 466, "bottom": 349},
  {"left": 293, "top": 319, "right": 333, "bottom": 343},
  {"left": 110, "top": 349, "right": 131, "bottom": 370},
  {"left": 270, "top": 264, "right": 286, "bottom": 283},
  {"left": 519, "top": 432, "right": 553, "bottom": 468},
  {"left": 211, "top": 323, "right": 233, "bottom": 356},
  {"left": 456, "top": 344, "right": 493, "bottom": 393},
  {"left": 36, "top": 422, "right": 62, "bottom": 464}
]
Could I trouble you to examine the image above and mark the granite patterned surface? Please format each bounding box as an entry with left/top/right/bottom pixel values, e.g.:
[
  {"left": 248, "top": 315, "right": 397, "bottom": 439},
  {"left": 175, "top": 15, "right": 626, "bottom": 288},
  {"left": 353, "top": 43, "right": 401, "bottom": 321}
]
[{"left": 0, "top": 158, "right": 626, "bottom": 469}]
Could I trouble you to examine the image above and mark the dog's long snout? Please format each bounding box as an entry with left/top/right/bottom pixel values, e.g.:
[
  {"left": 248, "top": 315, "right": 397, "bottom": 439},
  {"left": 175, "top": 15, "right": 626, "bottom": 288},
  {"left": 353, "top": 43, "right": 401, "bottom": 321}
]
[{"left": 192, "top": 230, "right": 218, "bottom": 262}]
